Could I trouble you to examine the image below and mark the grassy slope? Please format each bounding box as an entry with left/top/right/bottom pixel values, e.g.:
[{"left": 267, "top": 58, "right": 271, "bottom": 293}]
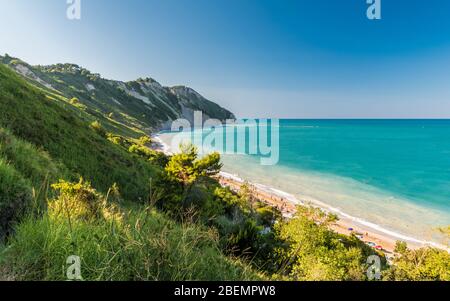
[
  {"left": 0, "top": 64, "right": 156, "bottom": 201},
  {"left": 3, "top": 207, "right": 261, "bottom": 281},
  {"left": 31, "top": 64, "right": 171, "bottom": 129},
  {"left": 0, "top": 63, "right": 262, "bottom": 280},
  {"left": 0, "top": 128, "right": 64, "bottom": 238}
]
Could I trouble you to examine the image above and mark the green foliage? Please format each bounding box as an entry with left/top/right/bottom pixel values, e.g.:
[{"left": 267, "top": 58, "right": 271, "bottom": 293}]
[
  {"left": 165, "top": 143, "right": 222, "bottom": 186},
  {"left": 49, "top": 178, "right": 123, "bottom": 224},
  {"left": 158, "top": 153, "right": 276, "bottom": 261},
  {"left": 106, "top": 133, "right": 124, "bottom": 146},
  {"left": 213, "top": 186, "right": 246, "bottom": 211},
  {"left": 0, "top": 64, "right": 158, "bottom": 201},
  {"left": 0, "top": 128, "right": 63, "bottom": 189},
  {"left": 128, "top": 142, "right": 169, "bottom": 168},
  {"left": 69, "top": 97, "right": 87, "bottom": 111},
  {"left": 194, "top": 152, "right": 223, "bottom": 177},
  {"left": 275, "top": 206, "right": 373, "bottom": 281},
  {"left": 161, "top": 144, "right": 223, "bottom": 220},
  {"left": 2, "top": 180, "right": 262, "bottom": 281},
  {"left": 384, "top": 246, "right": 450, "bottom": 281},
  {"left": 89, "top": 120, "right": 106, "bottom": 137},
  {"left": 128, "top": 143, "right": 152, "bottom": 157},
  {"left": 0, "top": 58, "right": 262, "bottom": 281},
  {"left": 137, "top": 135, "right": 151, "bottom": 146},
  {"left": 0, "top": 160, "right": 33, "bottom": 239},
  {"left": 148, "top": 151, "right": 170, "bottom": 167},
  {"left": 394, "top": 241, "right": 408, "bottom": 255},
  {"left": 0, "top": 128, "right": 65, "bottom": 228},
  {"left": 210, "top": 186, "right": 280, "bottom": 261},
  {"left": 4, "top": 57, "right": 234, "bottom": 131},
  {"left": 255, "top": 204, "right": 282, "bottom": 227}
]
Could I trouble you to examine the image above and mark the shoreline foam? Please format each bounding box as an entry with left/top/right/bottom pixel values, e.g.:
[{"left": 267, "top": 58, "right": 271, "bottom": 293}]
[
  {"left": 155, "top": 133, "right": 450, "bottom": 253},
  {"left": 219, "top": 170, "right": 450, "bottom": 251}
]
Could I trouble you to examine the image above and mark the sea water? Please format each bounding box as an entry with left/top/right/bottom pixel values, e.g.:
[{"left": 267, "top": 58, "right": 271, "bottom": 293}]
[{"left": 159, "top": 119, "right": 450, "bottom": 247}]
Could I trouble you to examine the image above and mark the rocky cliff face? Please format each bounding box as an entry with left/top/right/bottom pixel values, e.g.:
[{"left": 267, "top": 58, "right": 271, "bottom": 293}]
[{"left": 0, "top": 54, "right": 235, "bottom": 132}]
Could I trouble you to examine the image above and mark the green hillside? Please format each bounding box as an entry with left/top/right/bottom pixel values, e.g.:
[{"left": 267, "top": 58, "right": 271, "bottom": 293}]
[
  {"left": 0, "top": 63, "right": 157, "bottom": 201},
  {"left": 0, "top": 54, "right": 235, "bottom": 132},
  {"left": 0, "top": 61, "right": 263, "bottom": 281}
]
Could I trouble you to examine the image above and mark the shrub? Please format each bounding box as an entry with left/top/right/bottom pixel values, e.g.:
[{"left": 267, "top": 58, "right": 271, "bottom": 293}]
[
  {"left": 213, "top": 185, "right": 250, "bottom": 215},
  {"left": 49, "top": 178, "right": 123, "bottom": 224},
  {"left": 89, "top": 120, "right": 106, "bottom": 137},
  {"left": 128, "top": 144, "right": 152, "bottom": 157},
  {"left": 274, "top": 206, "right": 373, "bottom": 281},
  {"left": 394, "top": 241, "right": 408, "bottom": 254},
  {"left": 384, "top": 247, "right": 450, "bottom": 281},
  {"left": 165, "top": 143, "right": 222, "bottom": 187},
  {"left": 127, "top": 142, "right": 169, "bottom": 168},
  {"left": 148, "top": 151, "right": 169, "bottom": 167},
  {"left": 2, "top": 180, "right": 262, "bottom": 281},
  {"left": 137, "top": 135, "right": 151, "bottom": 146},
  {"left": 255, "top": 205, "right": 281, "bottom": 227},
  {"left": 107, "top": 134, "right": 123, "bottom": 145}
]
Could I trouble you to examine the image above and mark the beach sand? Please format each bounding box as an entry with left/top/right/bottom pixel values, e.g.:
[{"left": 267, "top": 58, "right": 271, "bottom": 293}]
[
  {"left": 152, "top": 134, "right": 448, "bottom": 257},
  {"left": 215, "top": 174, "right": 399, "bottom": 256}
]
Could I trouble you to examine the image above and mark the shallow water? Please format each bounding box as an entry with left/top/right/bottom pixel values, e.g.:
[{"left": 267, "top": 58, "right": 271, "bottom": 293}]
[{"left": 159, "top": 119, "right": 450, "bottom": 246}]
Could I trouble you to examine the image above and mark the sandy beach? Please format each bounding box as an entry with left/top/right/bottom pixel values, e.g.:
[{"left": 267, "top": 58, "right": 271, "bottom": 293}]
[
  {"left": 215, "top": 174, "right": 398, "bottom": 256},
  {"left": 152, "top": 134, "right": 449, "bottom": 257}
]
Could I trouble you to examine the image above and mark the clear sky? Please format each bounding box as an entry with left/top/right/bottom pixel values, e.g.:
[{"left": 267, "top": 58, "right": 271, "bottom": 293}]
[{"left": 1, "top": 0, "right": 450, "bottom": 118}]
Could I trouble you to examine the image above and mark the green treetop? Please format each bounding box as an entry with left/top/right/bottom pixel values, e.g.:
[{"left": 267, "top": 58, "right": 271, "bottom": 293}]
[{"left": 165, "top": 143, "right": 222, "bottom": 187}]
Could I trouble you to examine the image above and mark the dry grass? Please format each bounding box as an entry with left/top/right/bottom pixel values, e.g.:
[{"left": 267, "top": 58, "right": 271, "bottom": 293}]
[{"left": 0, "top": 266, "right": 15, "bottom": 281}]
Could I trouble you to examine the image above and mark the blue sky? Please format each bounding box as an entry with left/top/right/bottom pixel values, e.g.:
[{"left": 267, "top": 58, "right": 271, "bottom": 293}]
[{"left": 1, "top": 0, "right": 450, "bottom": 118}]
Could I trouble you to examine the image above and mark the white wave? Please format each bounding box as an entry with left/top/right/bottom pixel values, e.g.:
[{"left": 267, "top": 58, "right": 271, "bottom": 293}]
[
  {"left": 235, "top": 173, "right": 450, "bottom": 252},
  {"left": 154, "top": 132, "right": 450, "bottom": 252}
]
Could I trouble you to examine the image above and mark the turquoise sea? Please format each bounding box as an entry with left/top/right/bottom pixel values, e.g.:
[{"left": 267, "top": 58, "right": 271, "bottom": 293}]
[{"left": 159, "top": 119, "right": 450, "bottom": 247}]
